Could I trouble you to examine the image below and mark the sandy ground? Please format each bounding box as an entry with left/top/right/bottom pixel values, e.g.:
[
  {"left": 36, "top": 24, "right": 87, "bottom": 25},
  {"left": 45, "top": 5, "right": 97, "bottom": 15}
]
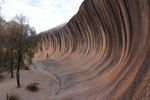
[{"left": 0, "top": 67, "right": 60, "bottom": 100}]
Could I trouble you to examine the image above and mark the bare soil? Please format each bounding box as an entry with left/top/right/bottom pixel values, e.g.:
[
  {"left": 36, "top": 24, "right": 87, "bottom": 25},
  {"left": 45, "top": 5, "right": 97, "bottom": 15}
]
[{"left": 0, "top": 67, "right": 60, "bottom": 100}]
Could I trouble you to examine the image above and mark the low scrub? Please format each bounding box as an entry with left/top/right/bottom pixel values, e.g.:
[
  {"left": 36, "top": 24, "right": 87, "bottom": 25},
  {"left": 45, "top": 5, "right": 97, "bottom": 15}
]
[
  {"left": 24, "top": 66, "right": 30, "bottom": 70},
  {"left": 26, "top": 82, "right": 39, "bottom": 92},
  {"left": 0, "top": 74, "right": 3, "bottom": 82},
  {"left": 8, "top": 94, "right": 19, "bottom": 100}
]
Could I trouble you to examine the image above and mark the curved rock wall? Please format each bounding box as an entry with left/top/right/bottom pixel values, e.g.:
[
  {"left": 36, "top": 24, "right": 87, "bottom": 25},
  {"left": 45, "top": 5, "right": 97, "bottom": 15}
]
[{"left": 35, "top": 0, "right": 150, "bottom": 99}]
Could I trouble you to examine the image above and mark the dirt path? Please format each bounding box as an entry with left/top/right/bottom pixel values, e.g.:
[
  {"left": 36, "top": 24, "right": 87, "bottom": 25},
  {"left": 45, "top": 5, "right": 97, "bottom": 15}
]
[{"left": 0, "top": 65, "right": 60, "bottom": 100}]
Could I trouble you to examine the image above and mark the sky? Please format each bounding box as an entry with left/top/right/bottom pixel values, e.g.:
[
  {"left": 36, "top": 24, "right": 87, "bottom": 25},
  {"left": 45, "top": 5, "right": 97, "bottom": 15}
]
[{"left": 1, "top": 0, "right": 84, "bottom": 33}]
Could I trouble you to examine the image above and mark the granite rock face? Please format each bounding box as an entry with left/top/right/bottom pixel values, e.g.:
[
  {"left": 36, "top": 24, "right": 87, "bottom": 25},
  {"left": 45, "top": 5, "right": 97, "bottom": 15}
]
[{"left": 35, "top": 0, "right": 150, "bottom": 99}]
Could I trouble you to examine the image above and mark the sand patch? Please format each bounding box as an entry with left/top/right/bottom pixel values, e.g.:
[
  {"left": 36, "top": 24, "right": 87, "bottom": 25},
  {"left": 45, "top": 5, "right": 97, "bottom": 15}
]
[{"left": 0, "top": 69, "right": 59, "bottom": 100}]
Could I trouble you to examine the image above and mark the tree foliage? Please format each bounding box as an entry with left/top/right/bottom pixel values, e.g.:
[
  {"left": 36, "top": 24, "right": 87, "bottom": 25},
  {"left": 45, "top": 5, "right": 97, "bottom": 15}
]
[{"left": 0, "top": 14, "right": 38, "bottom": 87}]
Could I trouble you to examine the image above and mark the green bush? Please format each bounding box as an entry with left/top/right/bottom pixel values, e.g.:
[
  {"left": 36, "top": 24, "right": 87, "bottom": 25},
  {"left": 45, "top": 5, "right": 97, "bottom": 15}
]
[
  {"left": 24, "top": 66, "right": 30, "bottom": 70},
  {"left": 26, "top": 82, "right": 39, "bottom": 92}
]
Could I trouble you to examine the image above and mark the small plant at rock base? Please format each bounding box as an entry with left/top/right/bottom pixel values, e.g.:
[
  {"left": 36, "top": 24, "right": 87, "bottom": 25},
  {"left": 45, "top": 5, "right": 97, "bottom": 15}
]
[
  {"left": 8, "top": 94, "right": 19, "bottom": 100},
  {"left": 26, "top": 82, "right": 39, "bottom": 92},
  {"left": 24, "top": 66, "right": 30, "bottom": 70},
  {"left": 0, "top": 74, "right": 4, "bottom": 82}
]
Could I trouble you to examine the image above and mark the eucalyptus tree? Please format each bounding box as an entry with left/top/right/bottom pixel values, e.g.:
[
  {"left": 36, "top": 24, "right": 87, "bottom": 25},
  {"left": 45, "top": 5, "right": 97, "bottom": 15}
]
[
  {"left": 6, "top": 14, "right": 37, "bottom": 87},
  {"left": 0, "top": 16, "right": 7, "bottom": 70}
]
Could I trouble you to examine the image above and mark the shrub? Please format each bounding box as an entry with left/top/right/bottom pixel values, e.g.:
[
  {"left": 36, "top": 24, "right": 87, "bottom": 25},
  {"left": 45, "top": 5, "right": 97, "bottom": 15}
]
[
  {"left": 0, "top": 74, "right": 4, "bottom": 82},
  {"left": 8, "top": 94, "right": 19, "bottom": 100},
  {"left": 24, "top": 66, "right": 30, "bottom": 70},
  {"left": 26, "top": 82, "right": 39, "bottom": 92}
]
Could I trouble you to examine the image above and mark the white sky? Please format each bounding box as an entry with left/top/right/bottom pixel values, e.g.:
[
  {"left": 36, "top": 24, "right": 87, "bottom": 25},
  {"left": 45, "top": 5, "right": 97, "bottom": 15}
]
[{"left": 1, "top": 0, "right": 84, "bottom": 33}]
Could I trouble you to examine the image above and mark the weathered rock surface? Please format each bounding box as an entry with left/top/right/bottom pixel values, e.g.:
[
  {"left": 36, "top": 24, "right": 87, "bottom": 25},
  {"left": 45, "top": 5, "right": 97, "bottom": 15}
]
[{"left": 34, "top": 0, "right": 150, "bottom": 99}]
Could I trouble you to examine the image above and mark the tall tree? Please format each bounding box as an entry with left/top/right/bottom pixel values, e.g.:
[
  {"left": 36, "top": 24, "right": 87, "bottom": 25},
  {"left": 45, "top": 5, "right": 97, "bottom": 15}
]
[
  {"left": 0, "top": 14, "right": 37, "bottom": 87},
  {"left": 4, "top": 20, "right": 19, "bottom": 78},
  {"left": 0, "top": 16, "right": 7, "bottom": 70},
  {"left": 12, "top": 15, "right": 37, "bottom": 87},
  {"left": 7, "top": 15, "right": 36, "bottom": 87}
]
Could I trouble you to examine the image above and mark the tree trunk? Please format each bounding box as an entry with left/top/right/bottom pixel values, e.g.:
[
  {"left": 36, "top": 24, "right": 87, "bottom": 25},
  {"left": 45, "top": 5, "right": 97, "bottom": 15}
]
[
  {"left": 4, "top": 62, "right": 7, "bottom": 69},
  {"left": 10, "top": 52, "right": 14, "bottom": 78},
  {"left": 16, "top": 51, "right": 21, "bottom": 87},
  {"left": 6, "top": 94, "right": 9, "bottom": 100}
]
